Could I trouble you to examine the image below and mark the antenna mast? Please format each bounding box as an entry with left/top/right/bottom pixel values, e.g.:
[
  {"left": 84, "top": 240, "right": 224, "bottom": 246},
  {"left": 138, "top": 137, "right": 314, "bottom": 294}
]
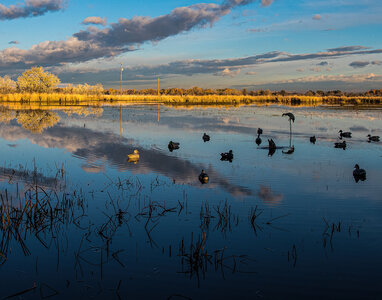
[{"left": 120, "top": 63, "right": 123, "bottom": 93}]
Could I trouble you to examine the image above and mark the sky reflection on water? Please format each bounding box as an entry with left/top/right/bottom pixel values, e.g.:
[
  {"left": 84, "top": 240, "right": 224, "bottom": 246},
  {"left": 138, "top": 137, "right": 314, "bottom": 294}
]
[{"left": 0, "top": 104, "right": 381, "bottom": 299}]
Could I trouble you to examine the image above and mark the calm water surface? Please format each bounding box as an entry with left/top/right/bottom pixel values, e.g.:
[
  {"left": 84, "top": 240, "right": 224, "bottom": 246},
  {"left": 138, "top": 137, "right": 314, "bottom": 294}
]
[{"left": 0, "top": 103, "right": 381, "bottom": 299}]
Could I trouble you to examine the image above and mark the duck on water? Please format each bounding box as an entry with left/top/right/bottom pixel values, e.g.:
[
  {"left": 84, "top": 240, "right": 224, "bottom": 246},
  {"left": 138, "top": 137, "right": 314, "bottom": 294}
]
[
  {"left": 199, "top": 170, "right": 209, "bottom": 184},
  {"left": 203, "top": 133, "right": 210, "bottom": 142},
  {"left": 367, "top": 134, "right": 380, "bottom": 142},
  {"left": 256, "top": 128, "right": 263, "bottom": 145},
  {"left": 353, "top": 164, "right": 366, "bottom": 182},
  {"left": 168, "top": 141, "right": 180, "bottom": 152},
  {"left": 339, "top": 130, "right": 352, "bottom": 138},
  {"left": 221, "top": 150, "right": 233, "bottom": 162},
  {"left": 128, "top": 149, "right": 139, "bottom": 161}
]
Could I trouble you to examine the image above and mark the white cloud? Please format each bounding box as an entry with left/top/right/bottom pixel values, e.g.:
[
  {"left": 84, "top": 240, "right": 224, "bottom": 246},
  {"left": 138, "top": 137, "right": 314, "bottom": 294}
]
[
  {"left": 261, "top": 0, "right": 274, "bottom": 7},
  {"left": 0, "top": 0, "right": 260, "bottom": 69},
  {"left": 82, "top": 16, "right": 107, "bottom": 26},
  {"left": 215, "top": 68, "right": 241, "bottom": 77},
  {"left": 281, "top": 73, "right": 381, "bottom": 83},
  {"left": 0, "top": 0, "right": 66, "bottom": 20}
]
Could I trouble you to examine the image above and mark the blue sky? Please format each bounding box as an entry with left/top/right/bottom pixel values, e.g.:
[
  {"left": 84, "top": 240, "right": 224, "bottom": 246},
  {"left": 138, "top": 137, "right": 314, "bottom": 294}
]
[{"left": 0, "top": 0, "right": 382, "bottom": 91}]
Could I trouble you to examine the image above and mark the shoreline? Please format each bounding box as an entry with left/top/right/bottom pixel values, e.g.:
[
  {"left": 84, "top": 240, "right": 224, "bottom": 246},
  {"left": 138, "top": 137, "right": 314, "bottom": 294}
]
[{"left": 0, "top": 93, "right": 382, "bottom": 107}]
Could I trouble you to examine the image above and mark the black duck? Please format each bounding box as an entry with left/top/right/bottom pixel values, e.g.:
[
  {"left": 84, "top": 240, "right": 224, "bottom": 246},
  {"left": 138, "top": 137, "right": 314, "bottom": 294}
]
[{"left": 221, "top": 150, "right": 233, "bottom": 161}]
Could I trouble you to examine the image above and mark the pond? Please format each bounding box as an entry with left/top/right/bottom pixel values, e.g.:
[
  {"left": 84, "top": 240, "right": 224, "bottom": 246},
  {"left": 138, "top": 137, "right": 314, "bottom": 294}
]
[{"left": 0, "top": 103, "right": 381, "bottom": 299}]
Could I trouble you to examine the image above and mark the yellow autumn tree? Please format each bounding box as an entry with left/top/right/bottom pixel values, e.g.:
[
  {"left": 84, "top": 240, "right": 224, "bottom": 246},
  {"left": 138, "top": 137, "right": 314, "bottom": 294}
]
[
  {"left": 17, "top": 67, "right": 60, "bottom": 93},
  {"left": 0, "top": 76, "right": 16, "bottom": 93}
]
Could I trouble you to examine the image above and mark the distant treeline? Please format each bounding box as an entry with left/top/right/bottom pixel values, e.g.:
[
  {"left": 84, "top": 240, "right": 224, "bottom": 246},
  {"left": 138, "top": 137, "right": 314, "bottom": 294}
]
[
  {"left": 104, "top": 87, "right": 382, "bottom": 97},
  {"left": 1, "top": 66, "right": 381, "bottom": 97}
]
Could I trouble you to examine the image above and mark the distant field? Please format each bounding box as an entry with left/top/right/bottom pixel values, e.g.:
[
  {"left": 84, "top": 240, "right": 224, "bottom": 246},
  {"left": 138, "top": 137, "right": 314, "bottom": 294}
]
[{"left": 0, "top": 93, "right": 381, "bottom": 106}]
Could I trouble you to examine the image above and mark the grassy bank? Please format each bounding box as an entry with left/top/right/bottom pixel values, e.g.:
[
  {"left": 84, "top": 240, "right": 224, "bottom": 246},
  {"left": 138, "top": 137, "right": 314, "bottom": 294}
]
[{"left": 0, "top": 93, "right": 381, "bottom": 106}]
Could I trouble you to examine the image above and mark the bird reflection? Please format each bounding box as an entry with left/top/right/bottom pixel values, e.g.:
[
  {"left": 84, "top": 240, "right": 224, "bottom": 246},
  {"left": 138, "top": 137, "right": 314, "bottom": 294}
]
[
  {"left": 334, "top": 141, "right": 346, "bottom": 150},
  {"left": 282, "top": 146, "right": 295, "bottom": 154},
  {"left": 255, "top": 136, "right": 262, "bottom": 146},
  {"left": 267, "top": 139, "right": 277, "bottom": 156}
]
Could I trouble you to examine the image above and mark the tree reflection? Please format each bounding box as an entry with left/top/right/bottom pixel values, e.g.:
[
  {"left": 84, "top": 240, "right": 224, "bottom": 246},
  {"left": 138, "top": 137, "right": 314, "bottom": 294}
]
[
  {"left": 0, "top": 107, "right": 16, "bottom": 124},
  {"left": 16, "top": 110, "right": 60, "bottom": 134},
  {"left": 62, "top": 106, "right": 103, "bottom": 117},
  {"left": 0, "top": 104, "right": 103, "bottom": 134}
]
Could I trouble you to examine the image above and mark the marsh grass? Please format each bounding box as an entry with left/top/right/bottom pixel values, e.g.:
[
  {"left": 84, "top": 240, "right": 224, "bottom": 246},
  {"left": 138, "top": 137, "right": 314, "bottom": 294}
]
[
  {"left": 0, "top": 92, "right": 381, "bottom": 106},
  {"left": 0, "top": 160, "right": 367, "bottom": 297}
]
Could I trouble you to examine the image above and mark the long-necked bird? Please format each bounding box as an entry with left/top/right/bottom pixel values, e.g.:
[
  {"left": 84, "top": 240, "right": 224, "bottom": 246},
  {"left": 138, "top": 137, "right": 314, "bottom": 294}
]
[{"left": 282, "top": 112, "right": 295, "bottom": 123}]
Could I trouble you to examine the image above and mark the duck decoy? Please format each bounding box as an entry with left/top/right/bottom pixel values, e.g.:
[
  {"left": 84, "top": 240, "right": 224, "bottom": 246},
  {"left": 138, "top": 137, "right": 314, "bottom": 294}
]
[
  {"left": 168, "top": 141, "right": 180, "bottom": 152},
  {"left": 255, "top": 136, "right": 262, "bottom": 146},
  {"left": 339, "top": 130, "right": 352, "bottom": 138},
  {"left": 199, "top": 170, "right": 209, "bottom": 184},
  {"left": 257, "top": 128, "right": 263, "bottom": 136},
  {"left": 268, "top": 139, "right": 276, "bottom": 150},
  {"left": 367, "top": 134, "right": 380, "bottom": 142},
  {"left": 202, "top": 133, "right": 210, "bottom": 142},
  {"left": 310, "top": 136, "right": 316, "bottom": 144},
  {"left": 128, "top": 149, "right": 139, "bottom": 161},
  {"left": 282, "top": 146, "right": 295, "bottom": 154},
  {"left": 353, "top": 164, "right": 366, "bottom": 182},
  {"left": 334, "top": 140, "right": 346, "bottom": 150},
  {"left": 282, "top": 112, "right": 295, "bottom": 123},
  {"left": 282, "top": 112, "right": 295, "bottom": 136},
  {"left": 221, "top": 150, "right": 233, "bottom": 161}
]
